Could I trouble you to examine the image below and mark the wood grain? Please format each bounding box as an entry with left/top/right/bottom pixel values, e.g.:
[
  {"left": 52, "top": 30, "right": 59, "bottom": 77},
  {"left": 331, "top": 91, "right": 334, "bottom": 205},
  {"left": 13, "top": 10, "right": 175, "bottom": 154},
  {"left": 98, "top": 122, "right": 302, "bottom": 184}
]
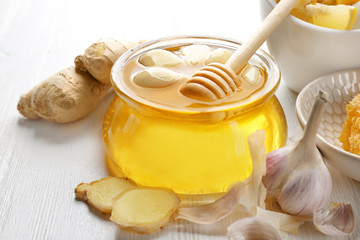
[{"left": 1, "top": 0, "right": 359, "bottom": 239}]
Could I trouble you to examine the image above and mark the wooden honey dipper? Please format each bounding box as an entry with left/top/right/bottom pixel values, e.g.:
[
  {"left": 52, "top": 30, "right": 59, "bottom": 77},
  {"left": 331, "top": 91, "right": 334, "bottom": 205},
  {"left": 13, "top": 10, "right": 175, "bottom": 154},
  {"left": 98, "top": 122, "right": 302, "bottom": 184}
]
[{"left": 180, "top": 0, "right": 300, "bottom": 102}]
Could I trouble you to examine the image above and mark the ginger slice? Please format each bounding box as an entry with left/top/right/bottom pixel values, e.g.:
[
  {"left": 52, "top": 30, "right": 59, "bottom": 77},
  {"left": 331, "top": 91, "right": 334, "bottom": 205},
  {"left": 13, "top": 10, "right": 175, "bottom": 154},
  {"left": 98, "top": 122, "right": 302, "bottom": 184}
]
[
  {"left": 110, "top": 187, "right": 181, "bottom": 233},
  {"left": 75, "top": 177, "right": 136, "bottom": 213}
]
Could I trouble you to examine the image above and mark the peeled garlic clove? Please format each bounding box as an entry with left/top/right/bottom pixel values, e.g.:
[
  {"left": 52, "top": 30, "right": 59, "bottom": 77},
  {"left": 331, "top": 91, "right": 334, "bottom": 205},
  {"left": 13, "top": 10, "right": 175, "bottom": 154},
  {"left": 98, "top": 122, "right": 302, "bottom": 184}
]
[
  {"left": 205, "top": 48, "right": 232, "bottom": 65},
  {"left": 314, "top": 202, "right": 355, "bottom": 237},
  {"left": 175, "top": 130, "right": 267, "bottom": 224},
  {"left": 242, "top": 65, "right": 261, "bottom": 85},
  {"left": 139, "top": 49, "right": 183, "bottom": 67},
  {"left": 227, "top": 217, "right": 282, "bottom": 240},
  {"left": 262, "top": 91, "right": 332, "bottom": 216},
  {"left": 181, "top": 45, "right": 211, "bottom": 65},
  {"left": 133, "top": 68, "right": 187, "bottom": 88}
]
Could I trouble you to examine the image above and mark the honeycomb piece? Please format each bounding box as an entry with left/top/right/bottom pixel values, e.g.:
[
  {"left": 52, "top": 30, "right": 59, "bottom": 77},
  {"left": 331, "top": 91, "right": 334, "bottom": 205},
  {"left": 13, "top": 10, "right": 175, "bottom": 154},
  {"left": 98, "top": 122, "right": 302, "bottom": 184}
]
[{"left": 339, "top": 93, "right": 360, "bottom": 155}]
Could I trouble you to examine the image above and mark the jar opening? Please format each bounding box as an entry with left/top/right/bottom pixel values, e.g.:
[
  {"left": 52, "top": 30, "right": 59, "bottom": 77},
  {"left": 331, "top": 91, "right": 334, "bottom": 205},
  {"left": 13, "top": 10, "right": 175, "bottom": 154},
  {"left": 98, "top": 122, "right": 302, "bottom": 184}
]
[{"left": 111, "top": 35, "right": 280, "bottom": 117}]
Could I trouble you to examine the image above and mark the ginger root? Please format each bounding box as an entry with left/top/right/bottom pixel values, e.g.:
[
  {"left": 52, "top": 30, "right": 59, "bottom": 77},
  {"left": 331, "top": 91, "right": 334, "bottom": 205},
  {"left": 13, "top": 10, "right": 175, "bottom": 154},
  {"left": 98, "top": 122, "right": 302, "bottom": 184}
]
[
  {"left": 110, "top": 187, "right": 180, "bottom": 233},
  {"left": 18, "top": 38, "right": 144, "bottom": 123},
  {"left": 75, "top": 177, "right": 136, "bottom": 213},
  {"left": 75, "top": 38, "right": 144, "bottom": 84},
  {"left": 18, "top": 67, "right": 110, "bottom": 123}
]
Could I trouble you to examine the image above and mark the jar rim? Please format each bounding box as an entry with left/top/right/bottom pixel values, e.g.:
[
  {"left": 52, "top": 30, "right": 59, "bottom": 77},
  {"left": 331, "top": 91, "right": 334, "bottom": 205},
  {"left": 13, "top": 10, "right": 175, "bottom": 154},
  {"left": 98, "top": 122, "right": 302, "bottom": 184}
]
[{"left": 110, "top": 35, "right": 281, "bottom": 116}]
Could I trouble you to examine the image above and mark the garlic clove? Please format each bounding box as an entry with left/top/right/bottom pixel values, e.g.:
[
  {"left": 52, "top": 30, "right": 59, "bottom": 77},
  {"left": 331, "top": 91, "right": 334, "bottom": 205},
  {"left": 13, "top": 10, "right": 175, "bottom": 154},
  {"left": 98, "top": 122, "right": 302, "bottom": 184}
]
[
  {"left": 175, "top": 130, "right": 267, "bottom": 224},
  {"left": 262, "top": 91, "right": 332, "bottom": 216},
  {"left": 139, "top": 49, "right": 183, "bottom": 67},
  {"left": 205, "top": 48, "right": 232, "bottom": 65},
  {"left": 256, "top": 207, "right": 311, "bottom": 235},
  {"left": 313, "top": 202, "right": 355, "bottom": 237},
  {"left": 133, "top": 68, "right": 187, "bottom": 88},
  {"left": 181, "top": 45, "right": 211, "bottom": 65},
  {"left": 227, "top": 217, "right": 283, "bottom": 240},
  {"left": 242, "top": 65, "right": 262, "bottom": 86}
]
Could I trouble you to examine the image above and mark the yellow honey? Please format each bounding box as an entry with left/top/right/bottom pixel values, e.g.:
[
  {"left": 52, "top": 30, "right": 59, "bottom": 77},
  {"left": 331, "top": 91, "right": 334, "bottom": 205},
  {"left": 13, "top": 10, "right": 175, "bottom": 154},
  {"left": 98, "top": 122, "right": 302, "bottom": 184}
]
[{"left": 103, "top": 36, "right": 287, "bottom": 194}]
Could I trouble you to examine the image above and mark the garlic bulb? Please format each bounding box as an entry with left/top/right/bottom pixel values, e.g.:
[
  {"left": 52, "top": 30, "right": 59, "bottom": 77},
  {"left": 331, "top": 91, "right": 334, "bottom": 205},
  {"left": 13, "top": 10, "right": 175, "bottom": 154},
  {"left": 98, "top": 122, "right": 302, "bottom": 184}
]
[{"left": 262, "top": 91, "right": 332, "bottom": 216}]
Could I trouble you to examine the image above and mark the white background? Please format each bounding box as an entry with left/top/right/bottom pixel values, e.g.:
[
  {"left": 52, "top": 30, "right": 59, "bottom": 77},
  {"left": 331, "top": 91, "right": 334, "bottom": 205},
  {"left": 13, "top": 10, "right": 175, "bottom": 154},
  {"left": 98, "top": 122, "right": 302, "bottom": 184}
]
[{"left": 0, "top": 0, "right": 359, "bottom": 239}]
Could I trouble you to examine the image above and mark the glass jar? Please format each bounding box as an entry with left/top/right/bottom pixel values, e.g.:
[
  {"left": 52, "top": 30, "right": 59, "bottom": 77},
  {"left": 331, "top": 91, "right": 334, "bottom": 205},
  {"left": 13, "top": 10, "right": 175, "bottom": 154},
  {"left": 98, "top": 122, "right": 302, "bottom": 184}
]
[{"left": 103, "top": 36, "right": 287, "bottom": 194}]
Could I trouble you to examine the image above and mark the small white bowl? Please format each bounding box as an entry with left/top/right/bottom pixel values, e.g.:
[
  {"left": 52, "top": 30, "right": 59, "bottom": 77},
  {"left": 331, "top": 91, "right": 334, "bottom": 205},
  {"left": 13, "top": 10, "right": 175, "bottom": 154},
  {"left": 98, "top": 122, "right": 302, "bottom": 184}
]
[
  {"left": 296, "top": 69, "right": 360, "bottom": 182},
  {"left": 260, "top": 0, "right": 360, "bottom": 93}
]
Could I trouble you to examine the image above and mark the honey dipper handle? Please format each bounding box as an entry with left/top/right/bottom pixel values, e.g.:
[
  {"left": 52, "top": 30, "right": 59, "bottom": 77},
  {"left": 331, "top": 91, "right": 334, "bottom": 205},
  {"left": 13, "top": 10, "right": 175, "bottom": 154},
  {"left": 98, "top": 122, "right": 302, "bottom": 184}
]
[{"left": 226, "top": 0, "right": 300, "bottom": 74}]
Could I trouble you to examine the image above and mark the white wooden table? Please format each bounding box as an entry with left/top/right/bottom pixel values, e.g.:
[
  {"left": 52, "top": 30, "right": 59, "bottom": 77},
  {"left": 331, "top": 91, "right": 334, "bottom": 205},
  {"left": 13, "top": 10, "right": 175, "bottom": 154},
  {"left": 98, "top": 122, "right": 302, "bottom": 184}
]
[{"left": 1, "top": 0, "right": 359, "bottom": 239}]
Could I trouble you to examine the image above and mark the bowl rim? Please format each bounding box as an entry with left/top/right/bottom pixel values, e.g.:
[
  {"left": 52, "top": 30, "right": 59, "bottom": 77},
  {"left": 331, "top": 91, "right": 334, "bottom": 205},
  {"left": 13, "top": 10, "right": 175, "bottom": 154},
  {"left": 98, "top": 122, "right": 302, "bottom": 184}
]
[
  {"left": 295, "top": 68, "right": 360, "bottom": 161},
  {"left": 264, "top": 0, "right": 360, "bottom": 33}
]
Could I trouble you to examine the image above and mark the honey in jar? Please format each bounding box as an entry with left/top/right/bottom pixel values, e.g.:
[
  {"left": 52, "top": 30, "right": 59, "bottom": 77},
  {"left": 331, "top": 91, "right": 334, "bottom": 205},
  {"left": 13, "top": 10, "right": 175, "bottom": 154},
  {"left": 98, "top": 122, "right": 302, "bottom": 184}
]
[{"left": 103, "top": 36, "right": 287, "bottom": 194}]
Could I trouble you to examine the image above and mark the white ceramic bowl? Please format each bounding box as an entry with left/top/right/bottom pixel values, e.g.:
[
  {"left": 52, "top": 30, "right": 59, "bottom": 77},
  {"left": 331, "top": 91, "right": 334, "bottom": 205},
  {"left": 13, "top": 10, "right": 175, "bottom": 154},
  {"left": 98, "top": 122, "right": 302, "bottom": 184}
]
[
  {"left": 260, "top": 0, "right": 360, "bottom": 93},
  {"left": 296, "top": 69, "right": 360, "bottom": 182}
]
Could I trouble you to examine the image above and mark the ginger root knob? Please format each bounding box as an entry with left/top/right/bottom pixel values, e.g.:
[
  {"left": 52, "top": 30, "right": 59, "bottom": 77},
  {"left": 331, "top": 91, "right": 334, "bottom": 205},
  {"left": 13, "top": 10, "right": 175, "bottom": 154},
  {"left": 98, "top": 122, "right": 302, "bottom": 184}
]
[
  {"left": 75, "top": 38, "right": 144, "bottom": 84},
  {"left": 18, "top": 38, "right": 145, "bottom": 123},
  {"left": 17, "top": 67, "right": 110, "bottom": 123}
]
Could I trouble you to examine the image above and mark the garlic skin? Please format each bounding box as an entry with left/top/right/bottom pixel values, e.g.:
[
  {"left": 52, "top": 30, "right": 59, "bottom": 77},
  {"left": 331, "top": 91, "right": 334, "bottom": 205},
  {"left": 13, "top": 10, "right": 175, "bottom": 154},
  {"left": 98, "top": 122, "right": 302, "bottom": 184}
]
[
  {"left": 256, "top": 207, "right": 311, "bottom": 235},
  {"left": 314, "top": 202, "right": 355, "bottom": 237},
  {"left": 262, "top": 91, "right": 332, "bottom": 216},
  {"left": 176, "top": 182, "right": 239, "bottom": 224},
  {"left": 176, "top": 130, "right": 267, "bottom": 224}
]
